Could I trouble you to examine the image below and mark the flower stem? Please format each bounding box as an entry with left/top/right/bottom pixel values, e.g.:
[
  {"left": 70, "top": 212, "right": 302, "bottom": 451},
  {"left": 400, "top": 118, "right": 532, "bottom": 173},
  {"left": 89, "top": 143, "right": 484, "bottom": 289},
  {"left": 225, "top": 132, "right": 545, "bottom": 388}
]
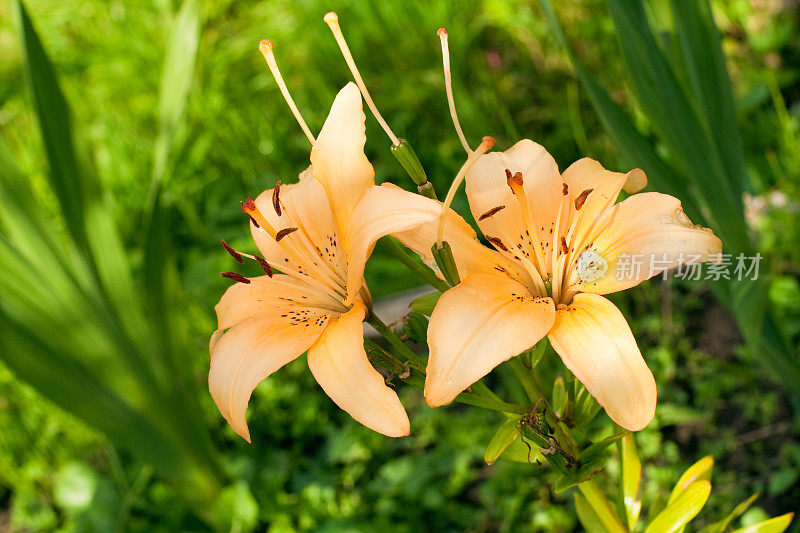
[
  {"left": 366, "top": 311, "right": 427, "bottom": 369},
  {"left": 366, "top": 312, "right": 529, "bottom": 415},
  {"left": 508, "top": 355, "right": 544, "bottom": 404},
  {"left": 577, "top": 478, "right": 627, "bottom": 533},
  {"left": 381, "top": 237, "right": 450, "bottom": 293}
]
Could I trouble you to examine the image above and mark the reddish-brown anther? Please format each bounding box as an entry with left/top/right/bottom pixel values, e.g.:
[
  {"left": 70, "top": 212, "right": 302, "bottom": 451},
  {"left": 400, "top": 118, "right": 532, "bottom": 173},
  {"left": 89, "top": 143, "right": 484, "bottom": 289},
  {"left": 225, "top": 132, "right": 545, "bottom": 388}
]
[
  {"left": 275, "top": 227, "right": 298, "bottom": 242},
  {"left": 272, "top": 181, "right": 282, "bottom": 216},
  {"left": 221, "top": 239, "right": 245, "bottom": 264},
  {"left": 254, "top": 254, "right": 273, "bottom": 277},
  {"left": 479, "top": 205, "right": 506, "bottom": 221},
  {"left": 220, "top": 271, "right": 251, "bottom": 284},
  {"left": 575, "top": 189, "right": 593, "bottom": 211}
]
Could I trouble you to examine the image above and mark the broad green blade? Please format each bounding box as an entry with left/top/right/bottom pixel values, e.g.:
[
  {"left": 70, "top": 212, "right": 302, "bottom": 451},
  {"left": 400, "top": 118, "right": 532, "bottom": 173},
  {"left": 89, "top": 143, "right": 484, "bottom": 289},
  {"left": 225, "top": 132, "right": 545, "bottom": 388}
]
[
  {"left": 536, "top": 0, "right": 703, "bottom": 224},
  {"left": 13, "top": 0, "right": 91, "bottom": 252},
  {"left": 645, "top": 481, "right": 711, "bottom": 533},
  {"left": 669, "top": 0, "right": 748, "bottom": 196},
  {"left": 484, "top": 416, "right": 522, "bottom": 465},
  {"left": 605, "top": 0, "right": 749, "bottom": 251}
]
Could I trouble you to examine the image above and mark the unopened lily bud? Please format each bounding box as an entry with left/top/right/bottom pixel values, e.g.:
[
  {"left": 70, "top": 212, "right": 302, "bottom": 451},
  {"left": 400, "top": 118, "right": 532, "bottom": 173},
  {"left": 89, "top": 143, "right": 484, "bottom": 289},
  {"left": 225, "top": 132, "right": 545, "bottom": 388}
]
[
  {"left": 431, "top": 240, "right": 460, "bottom": 286},
  {"left": 391, "top": 139, "right": 437, "bottom": 199}
]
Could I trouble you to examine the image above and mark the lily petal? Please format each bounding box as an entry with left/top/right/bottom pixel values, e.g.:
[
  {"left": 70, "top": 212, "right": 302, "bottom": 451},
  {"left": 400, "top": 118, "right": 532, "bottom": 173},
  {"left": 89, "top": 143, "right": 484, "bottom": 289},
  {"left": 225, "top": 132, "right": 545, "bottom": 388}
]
[
  {"left": 465, "top": 139, "right": 562, "bottom": 270},
  {"left": 209, "top": 311, "right": 331, "bottom": 442},
  {"left": 426, "top": 272, "right": 555, "bottom": 407},
  {"left": 563, "top": 158, "right": 642, "bottom": 243},
  {"left": 307, "top": 300, "right": 410, "bottom": 437},
  {"left": 570, "top": 192, "right": 723, "bottom": 294},
  {"left": 250, "top": 170, "right": 346, "bottom": 289},
  {"left": 345, "top": 183, "right": 528, "bottom": 303},
  {"left": 213, "top": 273, "right": 345, "bottom": 332},
  {"left": 548, "top": 293, "right": 656, "bottom": 431},
  {"left": 310, "top": 82, "right": 375, "bottom": 247}
]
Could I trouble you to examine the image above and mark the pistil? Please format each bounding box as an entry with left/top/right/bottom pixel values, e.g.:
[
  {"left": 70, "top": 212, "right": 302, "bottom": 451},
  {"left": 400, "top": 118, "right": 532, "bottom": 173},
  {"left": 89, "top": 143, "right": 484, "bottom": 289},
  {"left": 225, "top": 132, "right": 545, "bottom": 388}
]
[
  {"left": 324, "top": 12, "right": 401, "bottom": 147},
  {"left": 259, "top": 40, "right": 316, "bottom": 145},
  {"left": 438, "top": 28, "right": 471, "bottom": 154}
]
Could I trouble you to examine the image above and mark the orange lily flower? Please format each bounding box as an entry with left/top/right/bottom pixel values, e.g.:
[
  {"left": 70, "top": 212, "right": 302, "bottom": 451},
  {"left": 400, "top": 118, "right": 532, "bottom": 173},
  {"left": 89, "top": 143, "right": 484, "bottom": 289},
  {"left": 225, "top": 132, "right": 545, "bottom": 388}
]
[
  {"left": 209, "top": 83, "right": 411, "bottom": 441},
  {"left": 348, "top": 140, "right": 722, "bottom": 431}
]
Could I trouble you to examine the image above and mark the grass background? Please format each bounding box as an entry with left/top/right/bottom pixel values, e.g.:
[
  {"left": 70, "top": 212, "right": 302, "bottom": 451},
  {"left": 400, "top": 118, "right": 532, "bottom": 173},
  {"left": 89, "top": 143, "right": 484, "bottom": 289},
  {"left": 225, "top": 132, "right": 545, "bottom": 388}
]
[{"left": 1, "top": 0, "right": 799, "bottom": 531}]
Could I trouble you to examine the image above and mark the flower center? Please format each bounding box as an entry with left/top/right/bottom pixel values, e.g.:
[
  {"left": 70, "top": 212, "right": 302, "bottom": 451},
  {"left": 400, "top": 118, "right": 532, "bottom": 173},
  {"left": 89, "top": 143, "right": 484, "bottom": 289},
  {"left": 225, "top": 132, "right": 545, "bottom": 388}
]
[{"left": 575, "top": 249, "right": 608, "bottom": 284}]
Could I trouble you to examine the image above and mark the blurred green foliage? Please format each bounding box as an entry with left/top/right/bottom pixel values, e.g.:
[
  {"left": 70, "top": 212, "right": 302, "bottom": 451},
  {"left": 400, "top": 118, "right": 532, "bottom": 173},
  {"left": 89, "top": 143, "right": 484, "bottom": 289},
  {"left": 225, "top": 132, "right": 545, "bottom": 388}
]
[{"left": 0, "top": 0, "right": 799, "bottom": 531}]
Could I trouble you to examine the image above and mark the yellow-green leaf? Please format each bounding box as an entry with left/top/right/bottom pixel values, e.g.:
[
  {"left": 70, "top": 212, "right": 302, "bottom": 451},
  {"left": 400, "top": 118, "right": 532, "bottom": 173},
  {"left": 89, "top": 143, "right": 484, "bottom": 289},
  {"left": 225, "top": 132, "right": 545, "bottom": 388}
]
[
  {"left": 730, "top": 513, "right": 794, "bottom": 533},
  {"left": 574, "top": 493, "right": 611, "bottom": 533},
  {"left": 645, "top": 481, "right": 711, "bottom": 533},
  {"left": 484, "top": 416, "right": 522, "bottom": 465},
  {"left": 668, "top": 456, "right": 713, "bottom": 505},
  {"left": 620, "top": 434, "right": 642, "bottom": 530}
]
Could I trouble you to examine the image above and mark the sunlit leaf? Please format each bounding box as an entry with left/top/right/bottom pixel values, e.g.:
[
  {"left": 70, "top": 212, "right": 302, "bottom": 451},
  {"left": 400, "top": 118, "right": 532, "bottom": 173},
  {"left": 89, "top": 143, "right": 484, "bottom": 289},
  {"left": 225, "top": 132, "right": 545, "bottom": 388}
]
[
  {"left": 731, "top": 513, "right": 794, "bottom": 533},
  {"left": 668, "top": 456, "right": 713, "bottom": 505},
  {"left": 645, "top": 481, "right": 711, "bottom": 533}
]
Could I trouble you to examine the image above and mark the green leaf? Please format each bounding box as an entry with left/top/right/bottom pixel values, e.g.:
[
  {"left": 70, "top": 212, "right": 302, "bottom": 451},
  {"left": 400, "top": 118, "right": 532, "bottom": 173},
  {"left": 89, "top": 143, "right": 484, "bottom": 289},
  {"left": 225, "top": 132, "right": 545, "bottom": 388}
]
[
  {"left": 552, "top": 376, "right": 567, "bottom": 417},
  {"left": 645, "top": 481, "right": 711, "bottom": 533},
  {"left": 731, "top": 513, "right": 794, "bottom": 533},
  {"left": 573, "top": 379, "right": 602, "bottom": 427},
  {"left": 13, "top": 0, "right": 91, "bottom": 251},
  {"left": 619, "top": 434, "right": 642, "bottom": 530},
  {"left": 410, "top": 291, "right": 442, "bottom": 316},
  {"left": 574, "top": 492, "right": 612, "bottom": 533},
  {"left": 701, "top": 493, "right": 760, "bottom": 533},
  {"left": 484, "top": 416, "right": 522, "bottom": 465},
  {"left": 668, "top": 456, "right": 713, "bottom": 505},
  {"left": 579, "top": 432, "right": 627, "bottom": 464},
  {"left": 669, "top": 0, "right": 747, "bottom": 196},
  {"left": 554, "top": 460, "right": 604, "bottom": 494}
]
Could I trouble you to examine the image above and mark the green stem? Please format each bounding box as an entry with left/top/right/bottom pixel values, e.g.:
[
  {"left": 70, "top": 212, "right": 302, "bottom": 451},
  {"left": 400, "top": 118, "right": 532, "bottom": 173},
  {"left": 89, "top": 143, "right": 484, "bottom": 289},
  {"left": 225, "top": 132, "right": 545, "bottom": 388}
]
[
  {"left": 381, "top": 237, "right": 449, "bottom": 292},
  {"left": 366, "top": 311, "right": 427, "bottom": 369},
  {"left": 508, "top": 355, "right": 544, "bottom": 404},
  {"left": 577, "top": 479, "right": 627, "bottom": 533},
  {"left": 366, "top": 313, "right": 529, "bottom": 415}
]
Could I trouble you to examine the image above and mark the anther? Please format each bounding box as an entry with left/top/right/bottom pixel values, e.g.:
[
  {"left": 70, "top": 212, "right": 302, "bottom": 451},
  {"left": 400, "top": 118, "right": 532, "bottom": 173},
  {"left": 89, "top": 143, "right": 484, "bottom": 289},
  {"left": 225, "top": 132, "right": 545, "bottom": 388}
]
[
  {"left": 479, "top": 205, "right": 506, "bottom": 221},
  {"left": 259, "top": 40, "right": 316, "bottom": 145},
  {"left": 275, "top": 227, "right": 298, "bottom": 241},
  {"left": 324, "top": 12, "right": 401, "bottom": 147},
  {"left": 272, "top": 181, "right": 282, "bottom": 216},
  {"left": 486, "top": 236, "right": 509, "bottom": 252},
  {"left": 221, "top": 271, "right": 251, "bottom": 284},
  {"left": 560, "top": 236, "right": 569, "bottom": 255},
  {"left": 221, "top": 239, "right": 244, "bottom": 264},
  {"left": 562, "top": 183, "right": 569, "bottom": 196},
  {"left": 254, "top": 254, "right": 274, "bottom": 277},
  {"left": 438, "top": 27, "right": 471, "bottom": 153},
  {"left": 575, "top": 188, "right": 593, "bottom": 211}
]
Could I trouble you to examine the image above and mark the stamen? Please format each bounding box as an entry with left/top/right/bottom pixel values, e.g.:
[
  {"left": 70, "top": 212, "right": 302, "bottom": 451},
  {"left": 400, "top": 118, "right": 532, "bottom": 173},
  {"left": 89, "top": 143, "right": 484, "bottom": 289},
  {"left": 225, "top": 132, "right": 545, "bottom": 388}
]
[
  {"left": 275, "top": 227, "right": 298, "bottom": 241},
  {"left": 485, "top": 236, "right": 509, "bottom": 252},
  {"left": 323, "top": 12, "right": 401, "bottom": 147},
  {"left": 254, "top": 254, "right": 274, "bottom": 277},
  {"left": 436, "top": 136, "right": 495, "bottom": 247},
  {"left": 575, "top": 188, "right": 593, "bottom": 211},
  {"left": 562, "top": 183, "right": 569, "bottom": 196},
  {"left": 505, "top": 169, "right": 548, "bottom": 278},
  {"left": 479, "top": 205, "right": 506, "bottom": 221},
  {"left": 221, "top": 239, "right": 245, "bottom": 264},
  {"left": 272, "top": 180, "right": 282, "bottom": 216},
  {"left": 259, "top": 40, "right": 316, "bottom": 145},
  {"left": 241, "top": 198, "right": 275, "bottom": 236},
  {"left": 438, "top": 28, "right": 471, "bottom": 154},
  {"left": 221, "top": 271, "right": 251, "bottom": 284}
]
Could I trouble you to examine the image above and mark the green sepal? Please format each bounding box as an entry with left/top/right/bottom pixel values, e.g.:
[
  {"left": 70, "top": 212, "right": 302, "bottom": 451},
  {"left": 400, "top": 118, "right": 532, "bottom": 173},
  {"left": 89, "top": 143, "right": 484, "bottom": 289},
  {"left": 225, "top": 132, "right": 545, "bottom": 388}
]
[{"left": 431, "top": 241, "right": 460, "bottom": 286}]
